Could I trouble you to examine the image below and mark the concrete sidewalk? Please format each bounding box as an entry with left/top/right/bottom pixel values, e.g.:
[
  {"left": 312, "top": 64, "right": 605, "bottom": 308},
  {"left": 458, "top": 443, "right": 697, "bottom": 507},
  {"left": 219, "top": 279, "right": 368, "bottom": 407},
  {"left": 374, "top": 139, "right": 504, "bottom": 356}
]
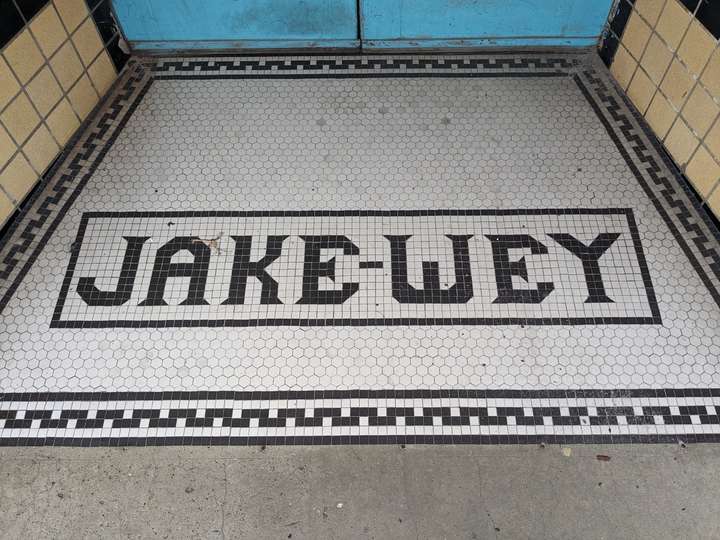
[{"left": 0, "top": 443, "right": 717, "bottom": 539}]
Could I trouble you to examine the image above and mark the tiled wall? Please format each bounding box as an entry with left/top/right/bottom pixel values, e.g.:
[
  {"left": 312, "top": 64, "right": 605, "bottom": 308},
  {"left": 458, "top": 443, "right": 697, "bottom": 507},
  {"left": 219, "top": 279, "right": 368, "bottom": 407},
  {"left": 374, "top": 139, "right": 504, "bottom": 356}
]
[
  {"left": 0, "top": 0, "right": 129, "bottom": 228},
  {"left": 602, "top": 0, "right": 720, "bottom": 218}
]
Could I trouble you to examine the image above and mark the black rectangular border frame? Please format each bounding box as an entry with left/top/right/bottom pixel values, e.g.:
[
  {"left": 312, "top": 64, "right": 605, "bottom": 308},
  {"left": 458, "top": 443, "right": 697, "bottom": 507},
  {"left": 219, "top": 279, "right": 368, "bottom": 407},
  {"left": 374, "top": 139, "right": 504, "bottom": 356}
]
[{"left": 50, "top": 207, "right": 661, "bottom": 328}]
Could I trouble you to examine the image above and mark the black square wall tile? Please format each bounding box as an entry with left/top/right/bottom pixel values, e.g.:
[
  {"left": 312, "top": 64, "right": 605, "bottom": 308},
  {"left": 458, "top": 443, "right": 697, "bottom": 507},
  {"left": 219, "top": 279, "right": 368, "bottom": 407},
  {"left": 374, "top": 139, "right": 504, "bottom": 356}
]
[
  {"left": 16, "top": 0, "right": 50, "bottom": 21},
  {"left": 106, "top": 33, "right": 129, "bottom": 71},
  {"left": 91, "top": 0, "right": 115, "bottom": 44},
  {"left": 696, "top": 0, "right": 720, "bottom": 39},
  {"left": 599, "top": 34, "right": 620, "bottom": 67},
  {"left": 0, "top": 0, "right": 24, "bottom": 49},
  {"left": 679, "top": 0, "right": 701, "bottom": 13},
  {"left": 598, "top": 0, "right": 634, "bottom": 68},
  {"left": 609, "top": 0, "right": 634, "bottom": 39}
]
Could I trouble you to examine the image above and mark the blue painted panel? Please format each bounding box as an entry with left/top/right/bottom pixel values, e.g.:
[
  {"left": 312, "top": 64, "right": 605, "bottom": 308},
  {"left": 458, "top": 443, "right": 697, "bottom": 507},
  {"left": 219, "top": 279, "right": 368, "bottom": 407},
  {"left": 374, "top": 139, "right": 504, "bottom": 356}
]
[
  {"left": 361, "top": 0, "right": 614, "bottom": 47},
  {"left": 112, "top": 0, "right": 358, "bottom": 50}
]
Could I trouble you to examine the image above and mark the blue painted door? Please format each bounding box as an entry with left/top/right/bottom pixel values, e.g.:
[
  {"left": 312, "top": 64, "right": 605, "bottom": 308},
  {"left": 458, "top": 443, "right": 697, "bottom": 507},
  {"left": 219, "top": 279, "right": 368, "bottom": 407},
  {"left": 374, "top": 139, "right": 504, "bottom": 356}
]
[
  {"left": 112, "top": 0, "right": 359, "bottom": 52},
  {"left": 360, "top": 0, "right": 615, "bottom": 49},
  {"left": 111, "top": 0, "right": 615, "bottom": 52}
]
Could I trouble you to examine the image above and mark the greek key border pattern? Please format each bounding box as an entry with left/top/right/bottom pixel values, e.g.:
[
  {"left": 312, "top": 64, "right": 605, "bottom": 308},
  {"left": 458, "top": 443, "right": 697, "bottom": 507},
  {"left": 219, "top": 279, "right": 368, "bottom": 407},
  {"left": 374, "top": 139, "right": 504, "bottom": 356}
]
[{"left": 151, "top": 55, "right": 579, "bottom": 75}]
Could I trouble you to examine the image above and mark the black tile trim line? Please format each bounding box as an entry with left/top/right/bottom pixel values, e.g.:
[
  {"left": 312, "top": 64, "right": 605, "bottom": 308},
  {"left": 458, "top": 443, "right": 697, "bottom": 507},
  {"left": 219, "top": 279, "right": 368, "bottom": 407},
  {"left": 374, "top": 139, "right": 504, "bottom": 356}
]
[
  {"left": 0, "top": 435, "right": 717, "bottom": 447},
  {"left": 574, "top": 69, "right": 720, "bottom": 309},
  {"left": 3, "top": 388, "right": 720, "bottom": 401},
  {"left": 50, "top": 207, "right": 660, "bottom": 328}
]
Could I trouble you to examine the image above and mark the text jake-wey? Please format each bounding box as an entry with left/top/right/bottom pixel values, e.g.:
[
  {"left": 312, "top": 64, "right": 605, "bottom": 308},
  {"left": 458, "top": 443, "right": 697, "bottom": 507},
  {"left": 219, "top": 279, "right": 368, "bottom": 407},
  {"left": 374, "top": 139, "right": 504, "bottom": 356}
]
[{"left": 76, "top": 233, "right": 620, "bottom": 307}]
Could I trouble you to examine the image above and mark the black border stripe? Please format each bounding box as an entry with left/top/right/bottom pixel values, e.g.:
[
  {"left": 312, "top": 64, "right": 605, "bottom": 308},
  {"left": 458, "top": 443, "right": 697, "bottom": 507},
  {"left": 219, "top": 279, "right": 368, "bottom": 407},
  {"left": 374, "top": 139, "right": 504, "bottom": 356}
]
[
  {"left": 0, "top": 434, "right": 717, "bottom": 447},
  {"left": 2, "top": 387, "right": 719, "bottom": 402},
  {"left": 78, "top": 208, "right": 642, "bottom": 217},
  {"left": 154, "top": 72, "right": 567, "bottom": 80}
]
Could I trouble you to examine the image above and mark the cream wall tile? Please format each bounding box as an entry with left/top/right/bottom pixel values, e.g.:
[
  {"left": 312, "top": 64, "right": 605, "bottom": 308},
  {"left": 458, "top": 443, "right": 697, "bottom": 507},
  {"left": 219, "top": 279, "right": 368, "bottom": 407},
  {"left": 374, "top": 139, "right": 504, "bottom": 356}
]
[
  {"left": 1, "top": 94, "right": 41, "bottom": 145},
  {"left": 677, "top": 20, "right": 717, "bottom": 77},
  {"left": 0, "top": 56, "right": 21, "bottom": 111},
  {"left": 2, "top": 29, "right": 45, "bottom": 84},
  {"left": 68, "top": 74, "right": 99, "bottom": 120},
  {"left": 655, "top": 0, "right": 692, "bottom": 51},
  {"left": 46, "top": 98, "right": 80, "bottom": 146},
  {"left": 660, "top": 59, "right": 694, "bottom": 108},
  {"left": 26, "top": 66, "right": 63, "bottom": 117},
  {"left": 611, "top": 45, "right": 638, "bottom": 91},
  {"left": 29, "top": 5, "right": 68, "bottom": 57},
  {"left": 701, "top": 49, "right": 720, "bottom": 100},
  {"left": 49, "top": 41, "right": 84, "bottom": 91},
  {"left": 682, "top": 85, "right": 719, "bottom": 138},
  {"left": 708, "top": 186, "right": 720, "bottom": 216},
  {"left": 0, "top": 154, "right": 38, "bottom": 202},
  {"left": 620, "top": 12, "right": 652, "bottom": 59},
  {"left": 686, "top": 146, "right": 720, "bottom": 198},
  {"left": 627, "top": 69, "right": 656, "bottom": 113},
  {"left": 665, "top": 118, "right": 699, "bottom": 166},
  {"left": 640, "top": 34, "right": 674, "bottom": 84},
  {"left": 706, "top": 120, "right": 720, "bottom": 158},
  {"left": 88, "top": 51, "right": 117, "bottom": 96},
  {"left": 23, "top": 125, "right": 60, "bottom": 173},
  {"left": 646, "top": 93, "right": 677, "bottom": 139},
  {"left": 0, "top": 124, "right": 17, "bottom": 168},
  {"left": 0, "top": 189, "right": 14, "bottom": 225},
  {"left": 635, "top": 0, "right": 665, "bottom": 26},
  {"left": 53, "top": 0, "right": 90, "bottom": 33},
  {"left": 72, "top": 18, "right": 103, "bottom": 67}
]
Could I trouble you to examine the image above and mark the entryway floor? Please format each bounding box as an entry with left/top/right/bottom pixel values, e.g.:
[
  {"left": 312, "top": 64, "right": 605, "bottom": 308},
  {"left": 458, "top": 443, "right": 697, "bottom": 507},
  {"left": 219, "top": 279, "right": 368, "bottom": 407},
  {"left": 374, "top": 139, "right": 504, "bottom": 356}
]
[{"left": 1, "top": 52, "right": 719, "bottom": 446}]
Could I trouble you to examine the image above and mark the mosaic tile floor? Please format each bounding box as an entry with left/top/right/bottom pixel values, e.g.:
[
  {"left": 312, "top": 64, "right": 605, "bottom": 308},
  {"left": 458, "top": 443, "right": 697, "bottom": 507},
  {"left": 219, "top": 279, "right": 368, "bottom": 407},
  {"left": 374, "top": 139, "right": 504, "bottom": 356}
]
[{"left": 1, "top": 52, "right": 719, "bottom": 446}]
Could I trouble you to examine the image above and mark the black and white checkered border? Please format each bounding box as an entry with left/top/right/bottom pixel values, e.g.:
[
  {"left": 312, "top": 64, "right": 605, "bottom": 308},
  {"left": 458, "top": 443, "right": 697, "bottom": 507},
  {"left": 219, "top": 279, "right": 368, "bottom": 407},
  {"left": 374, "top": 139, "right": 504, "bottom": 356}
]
[{"left": 2, "top": 389, "right": 720, "bottom": 446}]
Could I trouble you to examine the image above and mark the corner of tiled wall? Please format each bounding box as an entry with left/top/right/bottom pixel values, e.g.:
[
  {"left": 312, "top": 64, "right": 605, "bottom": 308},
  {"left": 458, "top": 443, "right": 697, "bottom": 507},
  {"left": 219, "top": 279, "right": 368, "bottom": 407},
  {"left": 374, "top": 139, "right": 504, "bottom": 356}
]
[
  {"left": 0, "top": 0, "right": 130, "bottom": 229},
  {"left": 600, "top": 0, "right": 720, "bottom": 219}
]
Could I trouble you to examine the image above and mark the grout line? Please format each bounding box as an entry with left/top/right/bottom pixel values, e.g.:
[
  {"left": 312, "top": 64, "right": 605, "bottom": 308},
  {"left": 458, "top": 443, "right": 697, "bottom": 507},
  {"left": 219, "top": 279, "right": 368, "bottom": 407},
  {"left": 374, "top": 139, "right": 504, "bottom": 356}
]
[
  {"left": 0, "top": 183, "right": 13, "bottom": 203},
  {"left": 1, "top": 1, "right": 118, "bottom": 117},
  {"left": 1, "top": 0, "right": 121, "bottom": 210},
  {"left": 622, "top": 0, "right": 668, "bottom": 112},
  {"left": 701, "top": 114, "right": 720, "bottom": 203},
  {"left": 611, "top": 0, "right": 720, "bottom": 110},
  {"left": 609, "top": 0, "right": 720, "bottom": 203},
  {"left": 8, "top": 2, "right": 73, "bottom": 153}
]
